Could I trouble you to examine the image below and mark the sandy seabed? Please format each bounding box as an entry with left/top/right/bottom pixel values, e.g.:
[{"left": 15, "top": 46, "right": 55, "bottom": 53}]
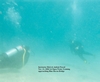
[
  {"left": 0, "top": 65, "right": 99, "bottom": 82},
  {"left": 0, "top": 54, "right": 99, "bottom": 82}
]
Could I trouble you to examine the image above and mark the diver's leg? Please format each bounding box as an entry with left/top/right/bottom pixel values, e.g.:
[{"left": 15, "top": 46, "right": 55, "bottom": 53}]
[
  {"left": 78, "top": 54, "right": 87, "bottom": 63},
  {"left": 0, "top": 53, "right": 8, "bottom": 68},
  {"left": 83, "top": 51, "right": 94, "bottom": 56},
  {"left": 0, "top": 54, "right": 5, "bottom": 68}
]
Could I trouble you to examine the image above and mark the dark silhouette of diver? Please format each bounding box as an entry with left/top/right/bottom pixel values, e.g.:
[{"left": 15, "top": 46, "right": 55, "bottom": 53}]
[
  {"left": 70, "top": 40, "right": 94, "bottom": 63},
  {"left": 0, "top": 45, "right": 30, "bottom": 69}
]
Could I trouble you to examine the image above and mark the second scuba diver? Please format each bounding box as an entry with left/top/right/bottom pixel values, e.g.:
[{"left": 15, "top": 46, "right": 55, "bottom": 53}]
[{"left": 70, "top": 40, "right": 94, "bottom": 63}]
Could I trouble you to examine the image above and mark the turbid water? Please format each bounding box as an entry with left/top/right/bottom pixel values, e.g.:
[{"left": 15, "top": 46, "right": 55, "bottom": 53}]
[{"left": 0, "top": 0, "right": 100, "bottom": 82}]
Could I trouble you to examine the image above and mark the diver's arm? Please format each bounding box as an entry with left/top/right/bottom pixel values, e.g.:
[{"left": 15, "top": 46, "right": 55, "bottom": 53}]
[{"left": 70, "top": 47, "right": 75, "bottom": 54}]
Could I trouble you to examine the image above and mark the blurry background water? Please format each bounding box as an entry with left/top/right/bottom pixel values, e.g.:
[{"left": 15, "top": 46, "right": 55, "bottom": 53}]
[{"left": 0, "top": 0, "right": 100, "bottom": 82}]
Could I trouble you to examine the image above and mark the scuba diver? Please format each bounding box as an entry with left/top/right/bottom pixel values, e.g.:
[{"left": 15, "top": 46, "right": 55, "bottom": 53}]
[
  {"left": 70, "top": 40, "right": 94, "bottom": 63},
  {"left": 0, "top": 45, "right": 30, "bottom": 69}
]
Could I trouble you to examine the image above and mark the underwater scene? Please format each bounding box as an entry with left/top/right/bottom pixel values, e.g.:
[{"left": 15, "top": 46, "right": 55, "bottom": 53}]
[{"left": 0, "top": 0, "right": 100, "bottom": 82}]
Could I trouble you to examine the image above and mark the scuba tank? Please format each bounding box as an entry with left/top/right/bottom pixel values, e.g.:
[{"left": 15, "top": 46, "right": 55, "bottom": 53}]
[
  {"left": 0, "top": 45, "right": 29, "bottom": 69},
  {"left": 5, "top": 46, "right": 24, "bottom": 57}
]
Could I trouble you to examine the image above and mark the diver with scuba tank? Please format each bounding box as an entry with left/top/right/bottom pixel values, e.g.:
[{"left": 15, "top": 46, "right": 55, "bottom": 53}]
[
  {"left": 70, "top": 40, "right": 94, "bottom": 63},
  {"left": 0, "top": 45, "right": 30, "bottom": 69}
]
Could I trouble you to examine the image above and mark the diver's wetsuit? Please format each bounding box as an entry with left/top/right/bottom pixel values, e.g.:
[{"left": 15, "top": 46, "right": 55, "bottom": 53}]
[
  {"left": 0, "top": 46, "right": 30, "bottom": 69},
  {"left": 70, "top": 40, "right": 93, "bottom": 62}
]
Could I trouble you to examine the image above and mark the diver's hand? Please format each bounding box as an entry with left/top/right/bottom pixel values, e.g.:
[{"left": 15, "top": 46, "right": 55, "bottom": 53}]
[{"left": 84, "top": 60, "right": 87, "bottom": 64}]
